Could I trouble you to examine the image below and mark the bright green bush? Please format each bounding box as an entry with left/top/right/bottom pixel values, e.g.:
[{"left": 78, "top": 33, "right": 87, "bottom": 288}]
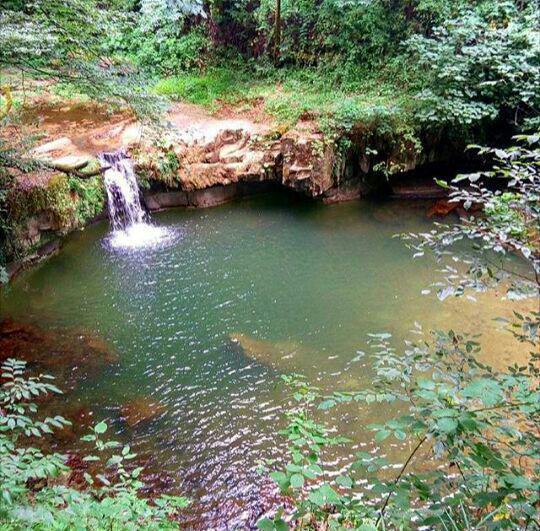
[
  {"left": 405, "top": 5, "right": 540, "bottom": 131},
  {"left": 134, "top": 28, "right": 211, "bottom": 75},
  {"left": 153, "top": 68, "right": 244, "bottom": 106}
]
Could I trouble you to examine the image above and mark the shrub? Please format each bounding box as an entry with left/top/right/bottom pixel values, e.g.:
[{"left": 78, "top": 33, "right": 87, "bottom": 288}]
[
  {"left": 405, "top": 6, "right": 540, "bottom": 131},
  {"left": 135, "top": 28, "right": 211, "bottom": 75}
]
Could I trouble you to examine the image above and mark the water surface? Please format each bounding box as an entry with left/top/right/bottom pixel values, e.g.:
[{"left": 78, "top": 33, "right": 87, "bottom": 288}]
[{"left": 0, "top": 194, "right": 524, "bottom": 528}]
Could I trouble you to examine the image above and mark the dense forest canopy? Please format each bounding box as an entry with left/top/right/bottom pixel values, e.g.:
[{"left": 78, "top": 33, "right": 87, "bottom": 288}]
[{"left": 1, "top": 0, "right": 539, "bottom": 132}]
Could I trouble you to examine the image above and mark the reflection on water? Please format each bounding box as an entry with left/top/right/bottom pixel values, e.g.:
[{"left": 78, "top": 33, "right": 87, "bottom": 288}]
[{"left": 0, "top": 195, "right": 533, "bottom": 528}]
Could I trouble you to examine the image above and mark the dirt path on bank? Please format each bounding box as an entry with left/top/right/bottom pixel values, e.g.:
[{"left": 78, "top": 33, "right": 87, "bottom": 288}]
[{"left": 6, "top": 99, "right": 273, "bottom": 168}]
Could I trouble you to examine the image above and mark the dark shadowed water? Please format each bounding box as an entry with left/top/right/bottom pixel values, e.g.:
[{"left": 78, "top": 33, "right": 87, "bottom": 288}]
[{"left": 0, "top": 194, "right": 525, "bottom": 528}]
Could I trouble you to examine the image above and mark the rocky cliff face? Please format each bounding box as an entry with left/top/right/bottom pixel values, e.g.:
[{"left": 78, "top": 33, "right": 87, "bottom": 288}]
[
  {"left": 136, "top": 122, "right": 352, "bottom": 210},
  {"left": 135, "top": 117, "right": 457, "bottom": 210}
]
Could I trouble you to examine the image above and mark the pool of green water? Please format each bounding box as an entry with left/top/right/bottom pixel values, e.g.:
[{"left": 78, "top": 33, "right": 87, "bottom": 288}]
[{"left": 1, "top": 194, "right": 519, "bottom": 528}]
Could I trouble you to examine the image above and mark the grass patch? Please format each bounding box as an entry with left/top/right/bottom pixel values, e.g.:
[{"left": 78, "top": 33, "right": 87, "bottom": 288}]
[
  {"left": 153, "top": 68, "right": 256, "bottom": 111},
  {"left": 154, "top": 65, "right": 418, "bottom": 136}
]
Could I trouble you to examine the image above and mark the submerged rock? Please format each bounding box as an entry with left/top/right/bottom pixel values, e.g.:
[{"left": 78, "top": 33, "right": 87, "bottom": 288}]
[
  {"left": 64, "top": 452, "right": 90, "bottom": 490},
  {"left": 0, "top": 318, "right": 119, "bottom": 389},
  {"left": 45, "top": 404, "right": 95, "bottom": 445},
  {"left": 229, "top": 332, "right": 307, "bottom": 372},
  {"left": 120, "top": 396, "right": 166, "bottom": 427},
  {"left": 427, "top": 199, "right": 459, "bottom": 217}
]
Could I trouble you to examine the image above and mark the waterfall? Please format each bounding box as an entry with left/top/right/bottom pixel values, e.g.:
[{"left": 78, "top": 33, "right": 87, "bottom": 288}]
[
  {"left": 99, "top": 150, "right": 146, "bottom": 230},
  {"left": 99, "top": 149, "right": 174, "bottom": 249}
]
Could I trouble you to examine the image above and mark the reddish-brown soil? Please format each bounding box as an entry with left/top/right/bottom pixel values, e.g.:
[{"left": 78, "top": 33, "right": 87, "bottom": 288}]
[{"left": 2, "top": 94, "right": 275, "bottom": 190}]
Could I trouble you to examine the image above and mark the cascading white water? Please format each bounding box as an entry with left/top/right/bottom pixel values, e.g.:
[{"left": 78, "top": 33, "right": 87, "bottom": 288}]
[
  {"left": 99, "top": 150, "right": 174, "bottom": 249},
  {"left": 99, "top": 150, "right": 146, "bottom": 230}
]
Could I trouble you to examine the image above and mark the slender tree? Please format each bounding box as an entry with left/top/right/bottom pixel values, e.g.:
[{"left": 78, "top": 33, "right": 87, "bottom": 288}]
[{"left": 273, "top": 0, "right": 281, "bottom": 63}]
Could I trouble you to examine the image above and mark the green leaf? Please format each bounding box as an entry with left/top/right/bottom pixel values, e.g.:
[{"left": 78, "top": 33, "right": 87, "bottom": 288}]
[
  {"left": 308, "top": 464, "right": 322, "bottom": 475},
  {"left": 257, "top": 519, "right": 275, "bottom": 531},
  {"left": 374, "top": 429, "right": 390, "bottom": 442},
  {"left": 435, "top": 178, "right": 450, "bottom": 189},
  {"left": 257, "top": 517, "right": 289, "bottom": 531},
  {"left": 308, "top": 484, "right": 341, "bottom": 506},
  {"left": 269, "top": 471, "right": 289, "bottom": 490},
  {"left": 503, "top": 474, "right": 532, "bottom": 490},
  {"left": 436, "top": 417, "right": 458, "bottom": 433},
  {"left": 336, "top": 475, "right": 353, "bottom": 488},
  {"left": 94, "top": 421, "right": 108, "bottom": 434},
  {"left": 290, "top": 473, "right": 304, "bottom": 488},
  {"left": 285, "top": 463, "right": 302, "bottom": 473},
  {"left": 394, "top": 430, "right": 407, "bottom": 440},
  {"left": 462, "top": 379, "right": 503, "bottom": 407},
  {"left": 318, "top": 399, "right": 336, "bottom": 410}
]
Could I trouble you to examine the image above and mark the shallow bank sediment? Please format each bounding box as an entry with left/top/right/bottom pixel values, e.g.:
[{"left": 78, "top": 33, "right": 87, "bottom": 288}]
[{"left": 2, "top": 101, "right": 474, "bottom": 280}]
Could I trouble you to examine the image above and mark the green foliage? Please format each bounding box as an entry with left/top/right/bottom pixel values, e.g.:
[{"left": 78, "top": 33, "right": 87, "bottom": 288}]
[
  {"left": 154, "top": 65, "right": 419, "bottom": 147},
  {"left": 0, "top": 358, "right": 69, "bottom": 508},
  {"left": 0, "top": 358, "right": 189, "bottom": 529},
  {"left": 0, "top": 0, "right": 162, "bottom": 274},
  {"left": 405, "top": 4, "right": 540, "bottom": 131},
  {"left": 132, "top": 27, "right": 210, "bottom": 75},
  {"left": 258, "top": 375, "right": 376, "bottom": 530},
  {"left": 0, "top": 133, "right": 44, "bottom": 278},
  {"left": 128, "top": 0, "right": 539, "bottom": 140},
  {"left": 104, "top": 0, "right": 208, "bottom": 75},
  {"left": 155, "top": 150, "right": 181, "bottom": 188},
  {"left": 248, "top": 0, "right": 456, "bottom": 69},
  {"left": 265, "top": 329, "right": 539, "bottom": 529},
  {"left": 68, "top": 175, "right": 106, "bottom": 225},
  {"left": 154, "top": 68, "right": 248, "bottom": 108},
  {"left": 403, "top": 133, "right": 540, "bottom": 300},
  {"left": 134, "top": 141, "right": 182, "bottom": 188},
  {"left": 0, "top": 0, "right": 162, "bottom": 119},
  {"left": 484, "top": 192, "right": 528, "bottom": 241},
  {"left": 2, "top": 172, "right": 105, "bottom": 264}
]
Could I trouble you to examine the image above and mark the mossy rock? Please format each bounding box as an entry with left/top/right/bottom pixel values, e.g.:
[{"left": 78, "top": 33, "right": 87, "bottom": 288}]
[
  {"left": 50, "top": 155, "right": 102, "bottom": 177},
  {"left": 77, "top": 157, "right": 102, "bottom": 177},
  {"left": 51, "top": 155, "right": 92, "bottom": 172}
]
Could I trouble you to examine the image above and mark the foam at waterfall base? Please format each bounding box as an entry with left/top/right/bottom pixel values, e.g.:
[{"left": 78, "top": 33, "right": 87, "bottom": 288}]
[{"left": 105, "top": 223, "right": 177, "bottom": 250}]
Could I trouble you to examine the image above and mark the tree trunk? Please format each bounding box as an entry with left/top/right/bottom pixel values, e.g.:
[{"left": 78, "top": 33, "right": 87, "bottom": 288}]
[{"left": 274, "top": 0, "right": 281, "bottom": 64}]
